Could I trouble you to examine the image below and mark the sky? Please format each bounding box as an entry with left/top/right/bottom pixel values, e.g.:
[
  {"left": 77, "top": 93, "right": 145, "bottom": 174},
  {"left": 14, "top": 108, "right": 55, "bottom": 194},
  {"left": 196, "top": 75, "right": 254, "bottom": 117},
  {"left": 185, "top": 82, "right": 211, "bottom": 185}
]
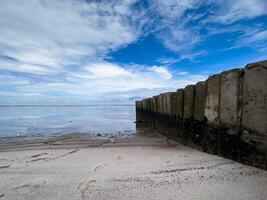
[{"left": 0, "top": 0, "right": 267, "bottom": 105}]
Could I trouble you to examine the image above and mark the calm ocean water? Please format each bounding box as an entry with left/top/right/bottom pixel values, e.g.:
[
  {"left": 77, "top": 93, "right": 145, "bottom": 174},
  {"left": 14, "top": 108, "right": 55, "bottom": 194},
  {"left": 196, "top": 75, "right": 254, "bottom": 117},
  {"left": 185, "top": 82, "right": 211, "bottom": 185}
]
[{"left": 0, "top": 105, "right": 136, "bottom": 139}]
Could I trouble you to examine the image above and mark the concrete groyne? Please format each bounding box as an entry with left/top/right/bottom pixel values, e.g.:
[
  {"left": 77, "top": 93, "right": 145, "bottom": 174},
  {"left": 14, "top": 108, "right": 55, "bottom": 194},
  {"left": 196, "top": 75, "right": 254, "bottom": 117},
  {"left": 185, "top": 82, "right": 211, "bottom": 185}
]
[{"left": 136, "top": 60, "right": 267, "bottom": 170}]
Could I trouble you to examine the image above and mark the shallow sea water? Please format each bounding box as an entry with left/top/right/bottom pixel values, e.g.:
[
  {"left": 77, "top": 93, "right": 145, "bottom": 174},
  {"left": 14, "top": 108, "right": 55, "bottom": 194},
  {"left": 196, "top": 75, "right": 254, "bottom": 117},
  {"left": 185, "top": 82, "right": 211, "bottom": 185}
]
[{"left": 0, "top": 105, "right": 136, "bottom": 139}]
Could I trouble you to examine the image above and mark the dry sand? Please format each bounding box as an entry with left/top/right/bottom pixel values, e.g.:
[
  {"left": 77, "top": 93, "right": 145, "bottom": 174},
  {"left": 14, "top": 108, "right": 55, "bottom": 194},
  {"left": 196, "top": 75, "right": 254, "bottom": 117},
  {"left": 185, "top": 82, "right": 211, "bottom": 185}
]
[{"left": 0, "top": 133, "right": 267, "bottom": 200}]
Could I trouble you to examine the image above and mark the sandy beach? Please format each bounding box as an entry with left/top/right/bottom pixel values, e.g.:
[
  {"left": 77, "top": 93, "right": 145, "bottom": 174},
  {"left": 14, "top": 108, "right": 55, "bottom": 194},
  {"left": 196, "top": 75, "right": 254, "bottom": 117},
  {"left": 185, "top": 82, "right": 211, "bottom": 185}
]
[{"left": 0, "top": 133, "right": 267, "bottom": 200}]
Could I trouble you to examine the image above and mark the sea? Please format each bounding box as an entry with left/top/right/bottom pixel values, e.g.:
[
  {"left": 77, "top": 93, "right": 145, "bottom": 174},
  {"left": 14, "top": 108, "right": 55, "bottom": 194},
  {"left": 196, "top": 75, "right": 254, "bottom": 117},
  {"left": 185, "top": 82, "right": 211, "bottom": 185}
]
[{"left": 0, "top": 105, "right": 136, "bottom": 139}]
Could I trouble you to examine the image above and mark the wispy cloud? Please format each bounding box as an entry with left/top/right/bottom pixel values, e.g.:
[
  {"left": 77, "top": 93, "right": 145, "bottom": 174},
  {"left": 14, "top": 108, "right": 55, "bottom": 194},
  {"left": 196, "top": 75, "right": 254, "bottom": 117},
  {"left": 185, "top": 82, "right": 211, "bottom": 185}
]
[
  {"left": 0, "top": 0, "right": 140, "bottom": 75},
  {"left": 149, "top": 66, "right": 172, "bottom": 80},
  {"left": 0, "top": 0, "right": 266, "bottom": 104},
  {"left": 147, "top": 0, "right": 267, "bottom": 54},
  {"left": 206, "top": 0, "right": 267, "bottom": 24}
]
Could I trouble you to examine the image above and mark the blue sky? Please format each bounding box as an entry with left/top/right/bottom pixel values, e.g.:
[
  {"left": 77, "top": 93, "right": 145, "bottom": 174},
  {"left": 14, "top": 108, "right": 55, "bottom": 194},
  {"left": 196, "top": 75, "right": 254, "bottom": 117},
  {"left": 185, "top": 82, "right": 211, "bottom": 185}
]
[{"left": 0, "top": 0, "right": 267, "bottom": 105}]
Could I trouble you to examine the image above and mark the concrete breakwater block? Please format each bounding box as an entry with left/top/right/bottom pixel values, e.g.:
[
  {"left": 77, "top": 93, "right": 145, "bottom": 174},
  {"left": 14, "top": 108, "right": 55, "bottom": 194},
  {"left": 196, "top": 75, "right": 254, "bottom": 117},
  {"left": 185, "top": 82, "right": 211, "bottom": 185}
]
[
  {"left": 157, "top": 92, "right": 181, "bottom": 140},
  {"left": 204, "top": 74, "right": 221, "bottom": 154},
  {"left": 191, "top": 81, "right": 207, "bottom": 149},
  {"left": 135, "top": 101, "right": 140, "bottom": 121},
  {"left": 136, "top": 98, "right": 154, "bottom": 129},
  {"left": 135, "top": 60, "right": 267, "bottom": 170},
  {"left": 162, "top": 93, "right": 175, "bottom": 139},
  {"left": 240, "top": 61, "right": 267, "bottom": 169},
  {"left": 160, "top": 93, "right": 172, "bottom": 137},
  {"left": 154, "top": 95, "right": 161, "bottom": 130},
  {"left": 169, "top": 92, "right": 183, "bottom": 140},
  {"left": 156, "top": 93, "right": 166, "bottom": 134},
  {"left": 183, "top": 85, "right": 195, "bottom": 145},
  {"left": 219, "top": 68, "right": 242, "bottom": 160},
  {"left": 148, "top": 98, "right": 155, "bottom": 128},
  {"left": 176, "top": 89, "right": 184, "bottom": 142}
]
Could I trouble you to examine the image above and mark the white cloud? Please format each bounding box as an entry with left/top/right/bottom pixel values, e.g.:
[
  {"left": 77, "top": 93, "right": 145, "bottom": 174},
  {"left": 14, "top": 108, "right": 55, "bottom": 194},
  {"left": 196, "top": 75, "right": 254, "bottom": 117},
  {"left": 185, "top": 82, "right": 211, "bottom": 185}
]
[
  {"left": 207, "top": 0, "right": 267, "bottom": 24},
  {"left": 0, "top": 74, "right": 30, "bottom": 86},
  {"left": 0, "top": 60, "right": 55, "bottom": 75},
  {"left": 146, "top": 0, "right": 202, "bottom": 54},
  {"left": 157, "top": 27, "right": 201, "bottom": 53},
  {"left": 0, "top": 59, "right": 207, "bottom": 103},
  {"left": 237, "top": 30, "right": 267, "bottom": 46},
  {"left": 149, "top": 66, "right": 172, "bottom": 80},
  {"left": 0, "top": 0, "right": 140, "bottom": 75},
  {"left": 85, "top": 63, "right": 132, "bottom": 78},
  {"left": 148, "top": 0, "right": 267, "bottom": 54},
  {"left": 0, "top": 0, "right": 266, "bottom": 104},
  {"left": 150, "top": 0, "right": 201, "bottom": 21}
]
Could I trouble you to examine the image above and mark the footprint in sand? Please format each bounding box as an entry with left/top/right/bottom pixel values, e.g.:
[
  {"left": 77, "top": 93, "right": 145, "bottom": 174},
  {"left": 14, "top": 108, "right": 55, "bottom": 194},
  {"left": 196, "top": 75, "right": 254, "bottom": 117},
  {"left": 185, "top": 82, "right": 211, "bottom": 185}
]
[
  {"left": 0, "top": 165, "right": 10, "bottom": 169},
  {"left": 94, "top": 163, "right": 107, "bottom": 171},
  {"left": 28, "top": 149, "right": 79, "bottom": 162},
  {"left": 31, "top": 153, "right": 48, "bottom": 158},
  {"left": 78, "top": 180, "right": 97, "bottom": 200},
  {"left": 117, "top": 155, "right": 123, "bottom": 160},
  {"left": 12, "top": 184, "right": 41, "bottom": 191}
]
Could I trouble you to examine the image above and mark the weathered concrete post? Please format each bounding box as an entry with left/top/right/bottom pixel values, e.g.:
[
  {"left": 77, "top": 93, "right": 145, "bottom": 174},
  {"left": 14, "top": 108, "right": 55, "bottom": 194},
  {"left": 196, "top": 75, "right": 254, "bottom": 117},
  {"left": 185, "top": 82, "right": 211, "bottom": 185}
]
[
  {"left": 135, "top": 60, "right": 267, "bottom": 170},
  {"left": 154, "top": 95, "right": 161, "bottom": 131},
  {"left": 240, "top": 61, "right": 267, "bottom": 169},
  {"left": 204, "top": 74, "right": 221, "bottom": 154},
  {"left": 183, "top": 85, "right": 195, "bottom": 145},
  {"left": 158, "top": 92, "right": 171, "bottom": 136},
  {"left": 152, "top": 96, "right": 157, "bottom": 129},
  {"left": 149, "top": 98, "right": 154, "bottom": 128},
  {"left": 176, "top": 89, "right": 184, "bottom": 142},
  {"left": 219, "top": 69, "right": 242, "bottom": 160},
  {"left": 136, "top": 100, "right": 140, "bottom": 122},
  {"left": 156, "top": 94, "right": 164, "bottom": 133},
  {"left": 192, "top": 81, "right": 207, "bottom": 150},
  {"left": 163, "top": 92, "right": 179, "bottom": 139}
]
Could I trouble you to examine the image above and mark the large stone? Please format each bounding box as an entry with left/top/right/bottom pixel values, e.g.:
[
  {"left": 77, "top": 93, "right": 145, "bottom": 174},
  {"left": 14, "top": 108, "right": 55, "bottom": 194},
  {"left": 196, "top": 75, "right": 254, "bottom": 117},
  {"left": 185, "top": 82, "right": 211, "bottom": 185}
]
[
  {"left": 193, "top": 81, "right": 206, "bottom": 121},
  {"left": 184, "top": 85, "right": 195, "bottom": 119},
  {"left": 204, "top": 74, "right": 221, "bottom": 125}
]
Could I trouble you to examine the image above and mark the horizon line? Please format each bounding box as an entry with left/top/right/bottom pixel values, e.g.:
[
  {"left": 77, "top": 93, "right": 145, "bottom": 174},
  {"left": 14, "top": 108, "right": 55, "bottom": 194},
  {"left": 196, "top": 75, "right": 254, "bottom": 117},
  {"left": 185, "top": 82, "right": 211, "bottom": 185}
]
[{"left": 0, "top": 104, "right": 135, "bottom": 107}]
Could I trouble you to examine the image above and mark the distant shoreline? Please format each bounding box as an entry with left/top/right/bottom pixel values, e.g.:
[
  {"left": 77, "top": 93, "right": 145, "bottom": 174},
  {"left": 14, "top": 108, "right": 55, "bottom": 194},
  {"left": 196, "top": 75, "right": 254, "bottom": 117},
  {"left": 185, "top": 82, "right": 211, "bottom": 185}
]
[{"left": 0, "top": 104, "right": 135, "bottom": 107}]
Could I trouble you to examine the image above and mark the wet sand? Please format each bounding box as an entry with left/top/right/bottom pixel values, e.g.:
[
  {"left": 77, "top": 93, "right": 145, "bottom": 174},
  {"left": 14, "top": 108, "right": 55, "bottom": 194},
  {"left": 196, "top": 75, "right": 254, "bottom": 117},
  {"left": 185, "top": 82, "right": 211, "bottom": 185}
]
[{"left": 0, "top": 133, "right": 267, "bottom": 200}]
